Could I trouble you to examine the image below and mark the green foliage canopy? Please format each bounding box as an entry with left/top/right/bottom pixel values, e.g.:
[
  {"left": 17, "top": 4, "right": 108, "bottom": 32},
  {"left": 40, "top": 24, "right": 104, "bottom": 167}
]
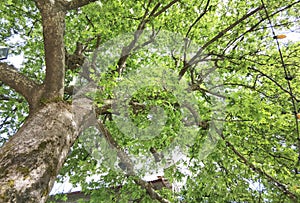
[{"left": 1, "top": 0, "right": 300, "bottom": 202}]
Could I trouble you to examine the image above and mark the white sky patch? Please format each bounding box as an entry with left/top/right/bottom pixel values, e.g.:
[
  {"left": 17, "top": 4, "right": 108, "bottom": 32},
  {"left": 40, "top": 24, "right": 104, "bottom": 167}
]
[
  {"left": 50, "top": 177, "right": 82, "bottom": 195},
  {"left": 285, "top": 32, "right": 300, "bottom": 42},
  {"left": 7, "top": 53, "right": 24, "bottom": 69},
  {"left": 4, "top": 34, "right": 25, "bottom": 69}
]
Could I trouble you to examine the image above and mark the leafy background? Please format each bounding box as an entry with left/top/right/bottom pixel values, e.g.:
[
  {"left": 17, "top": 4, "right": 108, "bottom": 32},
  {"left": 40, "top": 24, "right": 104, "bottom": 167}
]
[{"left": 1, "top": 0, "right": 300, "bottom": 202}]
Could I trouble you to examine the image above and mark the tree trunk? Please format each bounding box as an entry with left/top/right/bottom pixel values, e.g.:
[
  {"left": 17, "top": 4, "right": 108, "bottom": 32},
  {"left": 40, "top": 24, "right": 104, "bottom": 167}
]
[{"left": 0, "top": 100, "right": 93, "bottom": 203}]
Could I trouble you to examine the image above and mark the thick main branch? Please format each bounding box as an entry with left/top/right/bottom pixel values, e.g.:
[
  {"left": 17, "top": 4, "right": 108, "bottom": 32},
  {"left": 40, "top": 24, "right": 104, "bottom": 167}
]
[
  {"left": 64, "top": 0, "right": 98, "bottom": 10},
  {"left": 0, "top": 103, "right": 75, "bottom": 203},
  {"left": 0, "top": 98, "right": 94, "bottom": 203},
  {"left": 0, "top": 62, "right": 43, "bottom": 111},
  {"left": 35, "top": 0, "right": 66, "bottom": 100}
]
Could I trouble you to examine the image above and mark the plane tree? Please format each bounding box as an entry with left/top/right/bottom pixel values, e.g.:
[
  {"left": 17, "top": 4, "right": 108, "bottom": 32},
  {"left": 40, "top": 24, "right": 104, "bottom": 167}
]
[{"left": 0, "top": 0, "right": 300, "bottom": 202}]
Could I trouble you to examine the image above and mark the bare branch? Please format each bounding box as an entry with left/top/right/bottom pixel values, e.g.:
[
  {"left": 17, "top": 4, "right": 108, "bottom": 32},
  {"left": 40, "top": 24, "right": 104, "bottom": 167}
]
[
  {"left": 134, "top": 179, "right": 171, "bottom": 203},
  {"left": 64, "top": 0, "right": 98, "bottom": 10},
  {"left": 65, "top": 42, "right": 85, "bottom": 71},
  {"left": 0, "top": 62, "right": 43, "bottom": 111},
  {"left": 132, "top": 27, "right": 161, "bottom": 52}
]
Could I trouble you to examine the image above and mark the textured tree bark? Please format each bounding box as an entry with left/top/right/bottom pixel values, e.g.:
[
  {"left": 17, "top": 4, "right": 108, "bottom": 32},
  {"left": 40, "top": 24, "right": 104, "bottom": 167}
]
[
  {"left": 0, "top": 100, "right": 93, "bottom": 203},
  {"left": 0, "top": 1, "right": 98, "bottom": 202},
  {"left": 35, "top": 0, "right": 66, "bottom": 100},
  {"left": 0, "top": 62, "right": 43, "bottom": 112}
]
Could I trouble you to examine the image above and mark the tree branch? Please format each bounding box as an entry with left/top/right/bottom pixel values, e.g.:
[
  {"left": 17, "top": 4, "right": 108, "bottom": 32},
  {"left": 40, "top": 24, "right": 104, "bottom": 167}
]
[
  {"left": 222, "top": 1, "right": 300, "bottom": 55},
  {"left": 185, "top": 0, "right": 210, "bottom": 38},
  {"left": 116, "top": 0, "right": 179, "bottom": 75},
  {"left": 116, "top": 0, "right": 157, "bottom": 74},
  {"left": 190, "top": 84, "right": 226, "bottom": 99},
  {"left": 96, "top": 120, "right": 171, "bottom": 203},
  {"left": 152, "top": 0, "right": 180, "bottom": 18},
  {"left": 215, "top": 126, "right": 298, "bottom": 201},
  {"left": 0, "top": 62, "right": 43, "bottom": 111},
  {"left": 248, "top": 66, "right": 299, "bottom": 101},
  {"left": 260, "top": 0, "right": 300, "bottom": 167},
  {"left": 179, "top": 5, "right": 264, "bottom": 79},
  {"left": 35, "top": 0, "right": 66, "bottom": 100},
  {"left": 64, "top": 0, "right": 98, "bottom": 10}
]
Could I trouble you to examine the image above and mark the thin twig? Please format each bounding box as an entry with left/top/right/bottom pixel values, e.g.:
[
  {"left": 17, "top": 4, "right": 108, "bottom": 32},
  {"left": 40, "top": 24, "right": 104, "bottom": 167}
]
[
  {"left": 185, "top": 0, "right": 210, "bottom": 38},
  {"left": 260, "top": 0, "right": 300, "bottom": 165},
  {"left": 223, "top": 1, "right": 300, "bottom": 54},
  {"left": 95, "top": 120, "right": 171, "bottom": 203},
  {"left": 247, "top": 67, "right": 299, "bottom": 101},
  {"left": 178, "top": 5, "right": 264, "bottom": 79},
  {"left": 116, "top": 0, "right": 180, "bottom": 75},
  {"left": 215, "top": 125, "right": 298, "bottom": 201},
  {"left": 151, "top": 0, "right": 180, "bottom": 18}
]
